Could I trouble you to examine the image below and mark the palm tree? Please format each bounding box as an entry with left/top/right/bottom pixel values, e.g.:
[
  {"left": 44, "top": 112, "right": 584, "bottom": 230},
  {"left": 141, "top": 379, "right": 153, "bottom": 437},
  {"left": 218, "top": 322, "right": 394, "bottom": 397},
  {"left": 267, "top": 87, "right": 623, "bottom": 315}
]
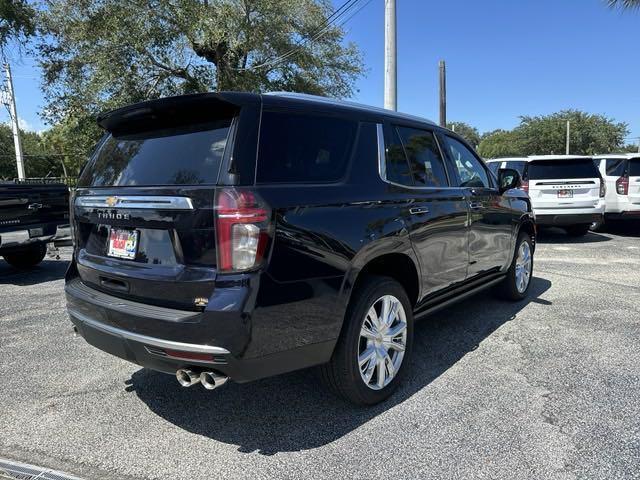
[{"left": 608, "top": 0, "right": 640, "bottom": 9}]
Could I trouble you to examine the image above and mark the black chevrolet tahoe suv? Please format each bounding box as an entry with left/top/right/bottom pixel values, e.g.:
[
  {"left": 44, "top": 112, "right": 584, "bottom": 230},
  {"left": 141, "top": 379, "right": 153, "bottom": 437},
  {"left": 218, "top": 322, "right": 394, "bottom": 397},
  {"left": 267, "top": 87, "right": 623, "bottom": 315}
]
[{"left": 65, "top": 92, "right": 535, "bottom": 405}]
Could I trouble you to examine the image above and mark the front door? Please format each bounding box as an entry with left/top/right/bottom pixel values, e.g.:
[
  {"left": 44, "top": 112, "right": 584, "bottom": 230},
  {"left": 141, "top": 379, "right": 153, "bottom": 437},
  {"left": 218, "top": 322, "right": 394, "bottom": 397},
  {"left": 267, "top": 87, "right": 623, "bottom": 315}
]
[
  {"left": 439, "top": 134, "right": 513, "bottom": 277},
  {"left": 382, "top": 124, "right": 469, "bottom": 297}
]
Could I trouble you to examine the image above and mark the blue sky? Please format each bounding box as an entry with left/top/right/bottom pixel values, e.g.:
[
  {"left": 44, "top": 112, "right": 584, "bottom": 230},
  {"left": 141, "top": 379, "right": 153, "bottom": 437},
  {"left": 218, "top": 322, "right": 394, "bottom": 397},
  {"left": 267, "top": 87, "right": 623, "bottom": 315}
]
[{"left": 3, "top": 0, "right": 640, "bottom": 143}]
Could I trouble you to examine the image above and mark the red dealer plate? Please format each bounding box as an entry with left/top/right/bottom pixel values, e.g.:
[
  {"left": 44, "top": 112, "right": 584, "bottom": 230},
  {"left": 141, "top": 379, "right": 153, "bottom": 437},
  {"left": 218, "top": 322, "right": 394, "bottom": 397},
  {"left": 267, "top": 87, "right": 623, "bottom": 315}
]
[{"left": 107, "top": 228, "right": 139, "bottom": 260}]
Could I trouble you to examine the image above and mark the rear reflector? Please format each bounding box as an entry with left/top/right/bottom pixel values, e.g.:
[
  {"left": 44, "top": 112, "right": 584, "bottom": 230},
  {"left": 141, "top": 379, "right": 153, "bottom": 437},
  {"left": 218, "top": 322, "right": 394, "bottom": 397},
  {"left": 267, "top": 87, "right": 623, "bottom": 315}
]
[
  {"left": 165, "top": 349, "right": 216, "bottom": 362},
  {"left": 215, "top": 188, "right": 272, "bottom": 272}
]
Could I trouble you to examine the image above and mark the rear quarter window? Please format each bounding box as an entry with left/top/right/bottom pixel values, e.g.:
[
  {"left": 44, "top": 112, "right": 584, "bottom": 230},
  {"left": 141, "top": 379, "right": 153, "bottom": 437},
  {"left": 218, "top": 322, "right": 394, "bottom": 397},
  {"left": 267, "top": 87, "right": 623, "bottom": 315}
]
[
  {"left": 256, "top": 112, "right": 357, "bottom": 184},
  {"left": 528, "top": 159, "right": 599, "bottom": 180},
  {"left": 79, "top": 120, "right": 231, "bottom": 187}
]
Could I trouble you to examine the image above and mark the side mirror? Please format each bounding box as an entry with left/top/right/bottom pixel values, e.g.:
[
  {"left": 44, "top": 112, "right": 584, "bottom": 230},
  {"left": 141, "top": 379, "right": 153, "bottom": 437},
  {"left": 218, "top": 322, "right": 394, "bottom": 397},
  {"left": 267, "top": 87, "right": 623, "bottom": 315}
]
[{"left": 498, "top": 168, "right": 521, "bottom": 194}]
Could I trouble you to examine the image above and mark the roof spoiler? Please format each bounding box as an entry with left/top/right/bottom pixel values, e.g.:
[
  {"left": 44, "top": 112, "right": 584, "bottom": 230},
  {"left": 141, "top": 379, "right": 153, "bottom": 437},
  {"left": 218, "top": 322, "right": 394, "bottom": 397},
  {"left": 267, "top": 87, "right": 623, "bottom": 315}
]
[{"left": 97, "top": 92, "right": 258, "bottom": 134}]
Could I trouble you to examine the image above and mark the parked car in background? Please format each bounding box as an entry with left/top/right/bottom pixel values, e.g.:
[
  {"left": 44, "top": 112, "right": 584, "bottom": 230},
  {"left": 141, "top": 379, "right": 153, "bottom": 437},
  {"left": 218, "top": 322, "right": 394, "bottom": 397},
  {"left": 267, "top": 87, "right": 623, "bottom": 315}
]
[
  {"left": 486, "top": 155, "right": 605, "bottom": 236},
  {"left": 0, "top": 181, "right": 70, "bottom": 268},
  {"left": 593, "top": 154, "right": 640, "bottom": 223},
  {"left": 65, "top": 92, "right": 535, "bottom": 405}
]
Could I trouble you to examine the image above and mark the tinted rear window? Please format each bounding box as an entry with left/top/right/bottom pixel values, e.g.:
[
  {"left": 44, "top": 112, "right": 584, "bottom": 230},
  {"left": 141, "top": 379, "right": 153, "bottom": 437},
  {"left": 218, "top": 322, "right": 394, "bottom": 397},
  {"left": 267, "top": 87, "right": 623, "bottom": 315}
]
[
  {"left": 528, "top": 159, "right": 599, "bottom": 180},
  {"left": 256, "top": 112, "right": 357, "bottom": 184},
  {"left": 79, "top": 120, "right": 231, "bottom": 187},
  {"left": 630, "top": 159, "right": 640, "bottom": 176}
]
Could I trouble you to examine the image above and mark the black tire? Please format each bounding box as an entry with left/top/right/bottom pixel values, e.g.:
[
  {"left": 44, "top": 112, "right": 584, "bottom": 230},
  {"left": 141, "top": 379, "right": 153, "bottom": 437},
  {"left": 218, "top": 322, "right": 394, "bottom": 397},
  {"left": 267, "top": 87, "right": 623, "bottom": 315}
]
[
  {"left": 496, "top": 232, "right": 534, "bottom": 301},
  {"left": 320, "top": 276, "right": 414, "bottom": 406},
  {"left": 2, "top": 243, "right": 47, "bottom": 269},
  {"left": 565, "top": 224, "right": 591, "bottom": 237}
]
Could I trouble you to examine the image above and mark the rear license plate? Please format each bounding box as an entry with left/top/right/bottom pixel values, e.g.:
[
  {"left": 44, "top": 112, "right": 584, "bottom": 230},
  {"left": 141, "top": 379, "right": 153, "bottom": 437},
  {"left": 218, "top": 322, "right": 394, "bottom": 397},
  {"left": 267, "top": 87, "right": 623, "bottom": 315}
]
[
  {"left": 557, "top": 189, "right": 573, "bottom": 199},
  {"left": 29, "top": 228, "right": 44, "bottom": 238},
  {"left": 108, "top": 229, "right": 138, "bottom": 260}
]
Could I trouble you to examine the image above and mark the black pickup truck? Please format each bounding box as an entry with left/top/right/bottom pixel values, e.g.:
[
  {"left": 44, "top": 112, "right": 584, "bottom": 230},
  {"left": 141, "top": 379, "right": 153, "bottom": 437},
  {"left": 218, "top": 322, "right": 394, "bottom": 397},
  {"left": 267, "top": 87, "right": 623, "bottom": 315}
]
[{"left": 0, "top": 182, "right": 70, "bottom": 268}]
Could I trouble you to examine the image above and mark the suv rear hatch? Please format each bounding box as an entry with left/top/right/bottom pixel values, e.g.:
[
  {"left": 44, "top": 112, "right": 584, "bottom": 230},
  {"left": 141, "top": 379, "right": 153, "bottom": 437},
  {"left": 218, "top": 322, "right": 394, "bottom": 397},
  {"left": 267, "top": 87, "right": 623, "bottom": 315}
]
[
  {"left": 0, "top": 183, "right": 68, "bottom": 232},
  {"left": 73, "top": 95, "right": 245, "bottom": 311},
  {"left": 526, "top": 158, "right": 602, "bottom": 210}
]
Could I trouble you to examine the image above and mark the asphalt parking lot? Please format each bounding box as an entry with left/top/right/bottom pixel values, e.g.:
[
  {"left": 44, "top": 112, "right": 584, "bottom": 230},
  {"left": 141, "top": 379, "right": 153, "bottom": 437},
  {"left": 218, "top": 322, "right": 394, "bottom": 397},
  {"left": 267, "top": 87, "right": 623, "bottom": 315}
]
[{"left": 1, "top": 224, "right": 639, "bottom": 480}]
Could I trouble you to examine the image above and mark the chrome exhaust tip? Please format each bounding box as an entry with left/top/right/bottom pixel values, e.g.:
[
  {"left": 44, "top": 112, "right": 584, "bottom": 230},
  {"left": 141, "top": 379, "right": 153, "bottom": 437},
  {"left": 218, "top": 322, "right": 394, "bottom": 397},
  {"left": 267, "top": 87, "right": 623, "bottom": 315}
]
[
  {"left": 200, "top": 371, "right": 229, "bottom": 390},
  {"left": 176, "top": 369, "right": 200, "bottom": 387}
]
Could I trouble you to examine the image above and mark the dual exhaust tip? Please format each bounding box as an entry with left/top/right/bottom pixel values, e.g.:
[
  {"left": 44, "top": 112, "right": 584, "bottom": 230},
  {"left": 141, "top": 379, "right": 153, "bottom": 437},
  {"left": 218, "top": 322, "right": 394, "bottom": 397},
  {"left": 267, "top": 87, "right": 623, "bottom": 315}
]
[{"left": 176, "top": 369, "right": 228, "bottom": 390}]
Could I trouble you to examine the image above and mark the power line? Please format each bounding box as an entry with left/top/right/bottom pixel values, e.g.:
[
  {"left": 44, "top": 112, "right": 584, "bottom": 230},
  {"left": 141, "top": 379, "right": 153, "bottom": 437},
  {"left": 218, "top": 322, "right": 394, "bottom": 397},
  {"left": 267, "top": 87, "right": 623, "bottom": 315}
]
[{"left": 238, "top": 0, "right": 369, "bottom": 72}]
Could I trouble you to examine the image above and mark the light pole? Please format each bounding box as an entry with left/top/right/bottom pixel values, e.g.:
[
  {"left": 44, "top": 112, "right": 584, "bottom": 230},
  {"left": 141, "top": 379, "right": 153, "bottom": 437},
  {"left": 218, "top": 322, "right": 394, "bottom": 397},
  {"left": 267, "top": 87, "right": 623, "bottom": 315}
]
[{"left": 384, "top": 0, "right": 397, "bottom": 111}]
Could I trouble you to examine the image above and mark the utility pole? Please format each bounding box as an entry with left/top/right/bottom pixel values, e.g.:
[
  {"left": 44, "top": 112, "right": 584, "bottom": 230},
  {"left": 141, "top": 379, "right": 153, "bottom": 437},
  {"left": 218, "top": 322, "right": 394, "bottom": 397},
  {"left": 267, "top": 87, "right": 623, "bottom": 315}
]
[
  {"left": 439, "top": 60, "right": 446, "bottom": 127},
  {"left": 4, "top": 63, "right": 25, "bottom": 180},
  {"left": 565, "top": 120, "right": 570, "bottom": 155},
  {"left": 384, "top": 0, "right": 397, "bottom": 111}
]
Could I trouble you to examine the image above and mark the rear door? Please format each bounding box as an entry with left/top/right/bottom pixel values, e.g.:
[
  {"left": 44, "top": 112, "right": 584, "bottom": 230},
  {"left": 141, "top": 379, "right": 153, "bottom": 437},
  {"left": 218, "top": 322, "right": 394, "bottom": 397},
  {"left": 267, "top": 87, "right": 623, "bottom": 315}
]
[
  {"left": 527, "top": 159, "right": 601, "bottom": 211},
  {"left": 382, "top": 124, "right": 469, "bottom": 296},
  {"left": 73, "top": 103, "right": 241, "bottom": 311},
  {"left": 439, "top": 134, "right": 513, "bottom": 277}
]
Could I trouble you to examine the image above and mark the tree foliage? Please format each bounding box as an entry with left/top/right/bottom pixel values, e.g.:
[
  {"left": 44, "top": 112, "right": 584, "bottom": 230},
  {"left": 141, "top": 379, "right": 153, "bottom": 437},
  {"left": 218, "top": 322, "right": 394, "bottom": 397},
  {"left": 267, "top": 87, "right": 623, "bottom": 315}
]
[
  {"left": 477, "top": 129, "right": 523, "bottom": 159},
  {"left": 447, "top": 122, "right": 481, "bottom": 148},
  {"left": 0, "top": 0, "right": 35, "bottom": 54},
  {"left": 0, "top": 123, "right": 70, "bottom": 179},
  {"left": 478, "top": 110, "right": 628, "bottom": 158},
  {"left": 38, "top": 0, "right": 364, "bottom": 127}
]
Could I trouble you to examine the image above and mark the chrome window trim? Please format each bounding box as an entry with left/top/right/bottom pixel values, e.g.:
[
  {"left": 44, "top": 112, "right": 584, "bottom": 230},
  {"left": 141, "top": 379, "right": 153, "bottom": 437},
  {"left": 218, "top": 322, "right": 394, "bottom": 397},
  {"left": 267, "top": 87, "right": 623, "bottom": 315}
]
[
  {"left": 69, "top": 309, "right": 231, "bottom": 355},
  {"left": 75, "top": 195, "right": 194, "bottom": 210},
  {"left": 376, "top": 123, "right": 461, "bottom": 192}
]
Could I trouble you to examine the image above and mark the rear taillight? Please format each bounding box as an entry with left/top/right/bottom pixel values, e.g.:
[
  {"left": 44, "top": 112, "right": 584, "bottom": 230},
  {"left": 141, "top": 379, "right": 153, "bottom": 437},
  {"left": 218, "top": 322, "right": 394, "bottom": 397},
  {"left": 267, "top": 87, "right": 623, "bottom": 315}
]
[
  {"left": 616, "top": 176, "right": 629, "bottom": 195},
  {"left": 599, "top": 178, "right": 606, "bottom": 198},
  {"left": 215, "top": 188, "right": 272, "bottom": 273},
  {"left": 520, "top": 180, "right": 529, "bottom": 194}
]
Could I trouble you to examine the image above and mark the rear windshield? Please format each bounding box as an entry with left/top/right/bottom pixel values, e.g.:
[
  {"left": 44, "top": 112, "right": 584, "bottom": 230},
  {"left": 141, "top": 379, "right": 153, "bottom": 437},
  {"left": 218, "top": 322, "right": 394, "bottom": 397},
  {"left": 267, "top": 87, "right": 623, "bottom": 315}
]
[
  {"left": 78, "top": 120, "right": 231, "bottom": 187},
  {"left": 256, "top": 111, "right": 357, "bottom": 184},
  {"left": 629, "top": 159, "right": 640, "bottom": 176},
  {"left": 528, "top": 159, "right": 599, "bottom": 180}
]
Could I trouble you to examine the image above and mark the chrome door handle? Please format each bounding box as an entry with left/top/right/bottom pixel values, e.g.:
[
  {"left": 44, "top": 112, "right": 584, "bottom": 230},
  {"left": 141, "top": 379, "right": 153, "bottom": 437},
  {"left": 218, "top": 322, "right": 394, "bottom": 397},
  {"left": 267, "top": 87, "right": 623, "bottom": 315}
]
[
  {"left": 469, "top": 201, "right": 483, "bottom": 210},
  {"left": 409, "top": 206, "right": 430, "bottom": 215}
]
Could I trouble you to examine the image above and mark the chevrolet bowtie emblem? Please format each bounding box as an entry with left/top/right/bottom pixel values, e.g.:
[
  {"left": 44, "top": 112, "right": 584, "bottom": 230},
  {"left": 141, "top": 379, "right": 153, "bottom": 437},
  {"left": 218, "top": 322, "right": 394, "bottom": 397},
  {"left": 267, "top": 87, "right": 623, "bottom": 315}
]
[{"left": 105, "top": 196, "right": 118, "bottom": 207}]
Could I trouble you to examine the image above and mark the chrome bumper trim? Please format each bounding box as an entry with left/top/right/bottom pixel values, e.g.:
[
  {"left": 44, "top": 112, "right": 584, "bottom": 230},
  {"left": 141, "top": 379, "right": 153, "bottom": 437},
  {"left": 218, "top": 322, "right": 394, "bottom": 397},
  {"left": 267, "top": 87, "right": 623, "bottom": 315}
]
[{"left": 69, "top": 309, "right": 231, "bottom": 355}]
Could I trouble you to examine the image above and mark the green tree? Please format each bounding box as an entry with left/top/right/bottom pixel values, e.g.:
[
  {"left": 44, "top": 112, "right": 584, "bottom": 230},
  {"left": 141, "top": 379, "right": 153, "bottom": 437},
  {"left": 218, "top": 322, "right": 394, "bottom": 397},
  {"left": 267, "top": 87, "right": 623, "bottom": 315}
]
[
  {"left": 478, "top": 110, "right": 628, "bottom": 158},
  {"left": 0, "top": 0, "right": 35, "bottom": 53},
  {"left": 38, "top": 0, "right": 364, "bottom": 134},
  {"left": 517, "top": 110, "right": 628, "bottom": 156},
  {"left": 478, "top": 129, "right": 524, "bottom": 159},
  {"left": 447, "top": 122, "right": 481, "bottom": 148},
  {"left": 0, "top": 123, "right": 68, "bottom": 179}
]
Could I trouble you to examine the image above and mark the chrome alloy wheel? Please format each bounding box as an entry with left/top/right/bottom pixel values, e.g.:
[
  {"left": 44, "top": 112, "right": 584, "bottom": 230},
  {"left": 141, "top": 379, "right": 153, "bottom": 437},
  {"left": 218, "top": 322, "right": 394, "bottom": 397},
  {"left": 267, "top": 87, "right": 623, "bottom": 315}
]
[
  {"left": 515, "top": 241, "right": 532, "bottom": 293},
  {"left": 358, "top": 295, "right": 407, "bottom": 390}
]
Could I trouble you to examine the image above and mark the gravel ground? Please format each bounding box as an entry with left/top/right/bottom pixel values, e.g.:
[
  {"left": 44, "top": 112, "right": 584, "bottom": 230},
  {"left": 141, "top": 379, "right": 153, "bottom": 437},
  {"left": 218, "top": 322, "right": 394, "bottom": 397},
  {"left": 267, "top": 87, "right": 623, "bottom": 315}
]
[{"left": 0, "top": 224, "right": 639, "bottom": 480}]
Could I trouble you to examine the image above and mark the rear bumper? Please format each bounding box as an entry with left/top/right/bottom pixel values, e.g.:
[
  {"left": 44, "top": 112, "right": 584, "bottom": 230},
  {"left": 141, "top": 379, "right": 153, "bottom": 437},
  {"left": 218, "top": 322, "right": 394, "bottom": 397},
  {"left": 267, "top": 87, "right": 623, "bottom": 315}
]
[
  {"left": 0, "top": 223, "right": 69, "bottom": 251},
  {"left": 535, "top": 212, "right": 604, "bottom": 226},
  {"left": 65, "top": 277, "right": 335, "bottom": 382}
]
